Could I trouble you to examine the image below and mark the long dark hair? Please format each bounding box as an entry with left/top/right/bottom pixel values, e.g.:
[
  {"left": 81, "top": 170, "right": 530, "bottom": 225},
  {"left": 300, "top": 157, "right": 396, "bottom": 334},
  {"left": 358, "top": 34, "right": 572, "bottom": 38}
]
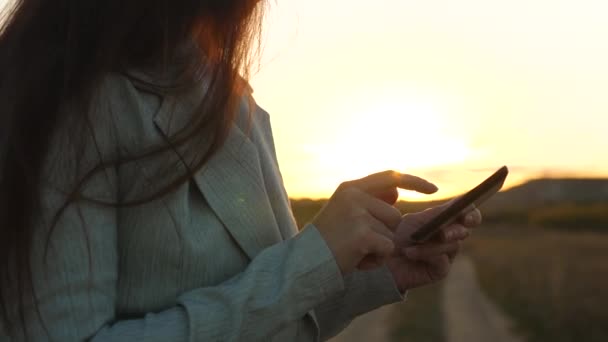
[{"left": 0, "top": 0, "right": 264, "bottom": 337}]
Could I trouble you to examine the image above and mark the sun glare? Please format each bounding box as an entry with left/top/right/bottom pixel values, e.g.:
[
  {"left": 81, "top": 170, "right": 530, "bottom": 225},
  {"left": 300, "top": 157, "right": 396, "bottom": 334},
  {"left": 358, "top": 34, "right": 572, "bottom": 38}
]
[{"left": 309, "top": 90, "right": 474, "bottom": 198}]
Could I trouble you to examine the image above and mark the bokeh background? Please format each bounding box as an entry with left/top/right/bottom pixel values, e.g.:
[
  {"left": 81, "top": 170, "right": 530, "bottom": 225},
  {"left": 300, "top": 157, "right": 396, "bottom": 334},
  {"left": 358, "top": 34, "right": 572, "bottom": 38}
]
[
  {"left": 250, "top": 1, "right": 608, "bottom": 341},
  {"left": 250, "top": 0, "right": 607, "bottom": 201}
]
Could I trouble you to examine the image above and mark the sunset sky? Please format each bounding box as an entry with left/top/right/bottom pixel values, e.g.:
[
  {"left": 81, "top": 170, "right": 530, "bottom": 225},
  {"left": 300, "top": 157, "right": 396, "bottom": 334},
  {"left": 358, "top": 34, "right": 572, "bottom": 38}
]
[
  {"left": 1, "top": 0, "right": 606, "bottom": 201},
  {"left": 250, "top": 0, "right": 608, "bottom": 200}
]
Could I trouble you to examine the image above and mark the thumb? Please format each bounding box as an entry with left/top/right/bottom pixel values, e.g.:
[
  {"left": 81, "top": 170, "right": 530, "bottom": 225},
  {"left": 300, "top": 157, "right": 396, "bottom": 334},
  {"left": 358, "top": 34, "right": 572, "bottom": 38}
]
[{"left": 394, "top": 206, "right": 445, "bottom": 245}]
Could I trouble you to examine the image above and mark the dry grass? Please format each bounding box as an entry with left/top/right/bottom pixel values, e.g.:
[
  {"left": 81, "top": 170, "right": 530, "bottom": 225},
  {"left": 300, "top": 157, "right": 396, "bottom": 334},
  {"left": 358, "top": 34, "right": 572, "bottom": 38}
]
[
  {"left": 529, "top": 203, "right": 608, "bottom": 230},
  {"left": 466, "top": 225, "right": 608, "bottom": 342},
  {"left": 388, "top": 283, "right": 445, "bottom": 342}
]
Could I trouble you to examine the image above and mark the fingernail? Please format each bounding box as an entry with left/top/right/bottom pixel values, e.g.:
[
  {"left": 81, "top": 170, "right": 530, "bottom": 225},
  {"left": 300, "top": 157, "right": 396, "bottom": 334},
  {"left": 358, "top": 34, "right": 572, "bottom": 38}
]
[{"left": 465, "top": 214, "right": 475, "bottom": 226}]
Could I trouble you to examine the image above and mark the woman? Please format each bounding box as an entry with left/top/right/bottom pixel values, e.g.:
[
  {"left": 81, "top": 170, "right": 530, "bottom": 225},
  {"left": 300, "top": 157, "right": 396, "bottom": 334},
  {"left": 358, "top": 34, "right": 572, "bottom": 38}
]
[{"left": 0, "top": 0, "right": 481, "bottom": 340}]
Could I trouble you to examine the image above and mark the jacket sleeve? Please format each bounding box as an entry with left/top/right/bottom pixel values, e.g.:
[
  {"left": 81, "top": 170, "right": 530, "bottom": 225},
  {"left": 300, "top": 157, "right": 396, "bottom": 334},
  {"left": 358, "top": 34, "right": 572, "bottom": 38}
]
[
  {"left": 20, "top": 166, "right": 344, "bottom": 341},
  {"left": 252, "top": 104, "right": 405, "bottom": 341},
  {"left": 313, "top": 266, "right": 405, "bottom": 341},
  {"left": 11, "top": 111, "right": 345, "bottom": 342}
]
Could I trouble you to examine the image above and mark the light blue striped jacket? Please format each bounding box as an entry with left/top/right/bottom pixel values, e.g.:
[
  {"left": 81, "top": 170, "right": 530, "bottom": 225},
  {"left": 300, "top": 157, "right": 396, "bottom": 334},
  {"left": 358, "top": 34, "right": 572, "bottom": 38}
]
[{"left": 0, "top": 71, "right": 402, "bottom": 341}]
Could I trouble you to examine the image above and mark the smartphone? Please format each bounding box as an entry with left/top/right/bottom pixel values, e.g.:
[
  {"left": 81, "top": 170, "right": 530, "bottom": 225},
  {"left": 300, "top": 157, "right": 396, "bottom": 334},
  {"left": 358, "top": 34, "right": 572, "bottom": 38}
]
[{"left": 410, "top": 166, "right": 509, "bottom": 243}]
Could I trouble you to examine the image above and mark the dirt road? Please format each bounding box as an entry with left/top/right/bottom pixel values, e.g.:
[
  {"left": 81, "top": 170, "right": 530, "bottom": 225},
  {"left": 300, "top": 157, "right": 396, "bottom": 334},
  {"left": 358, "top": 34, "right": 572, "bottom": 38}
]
[
  {"left": 442, "top": 256, "right": 523, "bottom": 342},
  {"left": 329, "top": 256, "right": 524, "bottom": 342}
]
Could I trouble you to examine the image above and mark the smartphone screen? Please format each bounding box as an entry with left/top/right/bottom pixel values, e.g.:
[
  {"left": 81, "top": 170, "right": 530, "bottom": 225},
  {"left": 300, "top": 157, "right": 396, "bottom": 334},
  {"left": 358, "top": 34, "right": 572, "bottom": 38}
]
[{"left": 410, "top": 166, "right": 509, "bottom": 243}]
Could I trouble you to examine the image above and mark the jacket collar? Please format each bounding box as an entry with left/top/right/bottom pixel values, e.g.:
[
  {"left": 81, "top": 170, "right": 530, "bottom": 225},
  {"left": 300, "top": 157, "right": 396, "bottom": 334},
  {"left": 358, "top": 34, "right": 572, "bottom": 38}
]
[{"left": 149, "top": 84, "right": 284, "bottom": 260}]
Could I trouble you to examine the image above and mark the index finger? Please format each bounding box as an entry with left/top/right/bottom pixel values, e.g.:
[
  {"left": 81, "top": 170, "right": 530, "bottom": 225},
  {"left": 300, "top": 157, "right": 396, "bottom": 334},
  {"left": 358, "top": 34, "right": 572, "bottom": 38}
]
[
  {"left": 351, "top": 171, "right": 438, "bottom": 195},
  {"left": 400, "top": 174, "right": 439, "bottom": 194}
]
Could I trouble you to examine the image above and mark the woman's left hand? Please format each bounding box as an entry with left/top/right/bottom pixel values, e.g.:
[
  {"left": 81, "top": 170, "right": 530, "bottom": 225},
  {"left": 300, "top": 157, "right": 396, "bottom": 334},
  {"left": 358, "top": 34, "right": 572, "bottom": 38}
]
[{"left": 383, "top": 205, "right": 482, "bottom": 292}]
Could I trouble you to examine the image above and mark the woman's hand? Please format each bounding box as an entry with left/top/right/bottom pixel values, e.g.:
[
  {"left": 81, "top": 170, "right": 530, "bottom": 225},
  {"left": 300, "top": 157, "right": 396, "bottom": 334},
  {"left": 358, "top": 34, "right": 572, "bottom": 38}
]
[
  {"left": 386, "top": 205, "right": 483, "bottom": 292},
  {"left": 312, "top": 171, "right": 438, "bottom": 276}
]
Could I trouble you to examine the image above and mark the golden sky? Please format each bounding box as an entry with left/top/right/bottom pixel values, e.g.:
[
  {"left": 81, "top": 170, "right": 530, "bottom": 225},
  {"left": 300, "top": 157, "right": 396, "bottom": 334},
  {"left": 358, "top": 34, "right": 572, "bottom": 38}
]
[
  {"left": 250, "top": 0, "right": 608, "bottom": 200},
  {"left": 1, "top": 0, "right": 606, "bottom": 201}
]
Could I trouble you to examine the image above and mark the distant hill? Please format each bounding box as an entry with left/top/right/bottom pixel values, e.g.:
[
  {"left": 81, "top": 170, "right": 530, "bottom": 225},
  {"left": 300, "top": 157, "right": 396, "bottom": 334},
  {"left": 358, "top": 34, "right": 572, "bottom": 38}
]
[
  {"left": 392, "top": 178, "right": 608, "bottom": 213},
  {"left": 485, "top": 178, "right": 608, "bottom": 212},
  {"left": 481, "top": 178, "right": 608, "bottom": 229},
  {"left": 291, "top": 178, "right": 608, "bottom": 230}
]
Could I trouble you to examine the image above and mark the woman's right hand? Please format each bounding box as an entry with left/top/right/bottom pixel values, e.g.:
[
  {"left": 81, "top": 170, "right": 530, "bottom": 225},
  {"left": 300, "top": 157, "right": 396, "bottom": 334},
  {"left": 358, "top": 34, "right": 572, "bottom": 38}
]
[{"left": 311, "top": 171, "right": 438, "bottom": 275}]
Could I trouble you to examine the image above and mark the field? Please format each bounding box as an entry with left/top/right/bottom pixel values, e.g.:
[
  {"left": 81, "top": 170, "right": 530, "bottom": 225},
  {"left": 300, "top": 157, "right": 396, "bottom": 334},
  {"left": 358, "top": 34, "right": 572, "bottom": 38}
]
[
  {"left": 291, "top": 198, "right": 608, "bottom": 342},
  {"left": 466, "top": 225, "right": 608, "bottom": 342},
  {"left": 388, "top": 283, "right": 444, "bottom": 342}
]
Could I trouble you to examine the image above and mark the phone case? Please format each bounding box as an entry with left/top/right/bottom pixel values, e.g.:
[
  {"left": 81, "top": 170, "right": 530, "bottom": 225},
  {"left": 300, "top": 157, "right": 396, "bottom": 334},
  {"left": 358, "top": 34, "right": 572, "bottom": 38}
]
[{"left": 410, "top": 166, "right": 509, "bottom": 243}]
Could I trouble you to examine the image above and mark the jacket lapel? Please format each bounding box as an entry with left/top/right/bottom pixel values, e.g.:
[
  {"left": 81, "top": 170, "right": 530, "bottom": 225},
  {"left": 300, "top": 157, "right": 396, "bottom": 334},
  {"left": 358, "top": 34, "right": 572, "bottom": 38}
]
[{"left": 151, "top": 91, "right": 283, "bottom": 260}]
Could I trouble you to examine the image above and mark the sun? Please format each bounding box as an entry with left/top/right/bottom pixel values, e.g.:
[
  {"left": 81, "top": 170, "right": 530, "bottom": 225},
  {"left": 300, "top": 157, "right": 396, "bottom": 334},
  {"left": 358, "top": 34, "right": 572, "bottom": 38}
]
[{"left": 311, "top": 90, "right": 473, "bottom": 199}]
